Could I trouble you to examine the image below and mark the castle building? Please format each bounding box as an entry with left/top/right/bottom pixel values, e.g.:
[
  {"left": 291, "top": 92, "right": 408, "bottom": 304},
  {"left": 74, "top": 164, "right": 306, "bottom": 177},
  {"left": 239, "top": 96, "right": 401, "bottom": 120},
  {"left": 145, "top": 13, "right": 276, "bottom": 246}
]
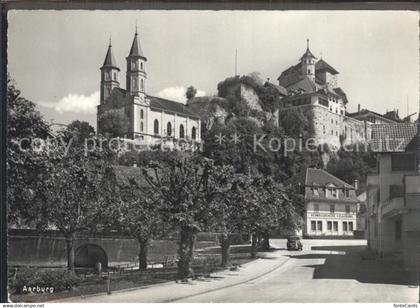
[
  {"left": 277, "top": 40, "right": 372, "bottom": 148},
  {"left": 97, "top": 30, "right": 201, "bottom": 146}
]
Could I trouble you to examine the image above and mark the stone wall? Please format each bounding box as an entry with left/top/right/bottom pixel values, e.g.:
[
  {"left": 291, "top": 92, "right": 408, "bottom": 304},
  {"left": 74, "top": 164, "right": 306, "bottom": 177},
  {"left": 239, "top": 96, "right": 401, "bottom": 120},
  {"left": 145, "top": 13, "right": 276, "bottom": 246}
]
[{"left": 279, "top": 104, "right": 371, "bottom": 150}]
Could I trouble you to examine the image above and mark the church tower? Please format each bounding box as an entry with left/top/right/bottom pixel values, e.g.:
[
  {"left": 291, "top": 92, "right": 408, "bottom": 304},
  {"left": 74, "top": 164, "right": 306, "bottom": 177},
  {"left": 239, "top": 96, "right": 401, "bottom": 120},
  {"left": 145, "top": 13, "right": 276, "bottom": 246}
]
[
  {"left": 300, "top": 39, "right": 316, "bottom": 81},
  {"left": 126, "top": 28, "right": 147, "bottom": 100},
  {"left": 100, "top": 39, "right": 120, "bottom": 104}
]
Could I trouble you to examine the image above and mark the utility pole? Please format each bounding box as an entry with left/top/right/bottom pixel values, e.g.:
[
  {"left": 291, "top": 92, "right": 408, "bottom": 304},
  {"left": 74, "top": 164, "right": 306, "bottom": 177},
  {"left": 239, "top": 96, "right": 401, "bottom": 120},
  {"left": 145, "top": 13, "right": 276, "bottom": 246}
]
[{"left": 235, "top": 48, "right": 238, "bottom": 76}]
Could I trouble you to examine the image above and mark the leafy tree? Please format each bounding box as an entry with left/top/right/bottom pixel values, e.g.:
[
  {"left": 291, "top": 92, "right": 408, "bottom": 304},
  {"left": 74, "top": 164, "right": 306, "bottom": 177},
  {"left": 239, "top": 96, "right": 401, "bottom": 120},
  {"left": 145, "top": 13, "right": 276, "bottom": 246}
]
[
  {"left": 278, "top": 107, "right": 315, "bottom": 139},
  {"left": 6, "top": 76, "right": 50, "bottom": 225},
  {"left": 101, "top": 166, "right": 164, "bottom": 269},
  {"left": 35, "top": 144, "right": 112, "bottom": 271},
  {"left": 141, "top": 154, "right": 229, "bottom": 280},
  {"left": 98, "top": 109, "right": 130, "bottom": 138},
  {"left": 61, "top": 120, "right": 95, "bottom": 144},
  {"left": 327, "top": 143, "right": 376, "bottom": 193},
  {"left": 185, "top": 86, "right": 197, "bottom": 100}
]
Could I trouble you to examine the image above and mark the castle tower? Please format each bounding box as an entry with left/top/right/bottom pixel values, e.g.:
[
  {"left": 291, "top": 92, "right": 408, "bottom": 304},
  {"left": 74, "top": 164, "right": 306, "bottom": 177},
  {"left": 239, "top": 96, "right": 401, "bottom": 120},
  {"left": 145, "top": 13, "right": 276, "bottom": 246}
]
[
  {"left": 126, "top": 28, "right": 147, "bottom": 99},
  {"left": 300, "top": 39, "right": 316, "bottom": 81},
  {"left": 100, "top": 39, "right": 120, "bottom": 104}
]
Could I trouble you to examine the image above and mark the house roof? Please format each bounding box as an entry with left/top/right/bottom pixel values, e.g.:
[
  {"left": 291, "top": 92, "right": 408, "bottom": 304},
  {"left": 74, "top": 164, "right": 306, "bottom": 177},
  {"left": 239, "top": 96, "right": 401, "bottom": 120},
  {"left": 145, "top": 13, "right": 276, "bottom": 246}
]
[
  {"left": 109, "top": 165, "right": 150, "bottom": 188},
  {"left": 305, "top": 168, "right": 354, "bottom": 189},
  {"left": 315, "top": 59, "right": 339, "bottom": 75},
  {"left": 383, "top": 110, "right": 401, "bottom": 122},
  {"left": 102, "top": 44, "right": 119, "bottom": 69},
  {"left": 128, "top": 32, "right": 146, "bottom": 59},
  {"left": 148, "top": 95, "right": 200, "bottom": 119},
  {"left": 287, "top": 76, "right": 322, "bottom": 94},
  {"left": 347, "top": 108, "right": 398, "bottom": 123},
  {"left": 371, "top": 123, "right": 417, "bottom": 152},
  {"left": 264, "top": 82, "right": 288, "bottom": 96}
]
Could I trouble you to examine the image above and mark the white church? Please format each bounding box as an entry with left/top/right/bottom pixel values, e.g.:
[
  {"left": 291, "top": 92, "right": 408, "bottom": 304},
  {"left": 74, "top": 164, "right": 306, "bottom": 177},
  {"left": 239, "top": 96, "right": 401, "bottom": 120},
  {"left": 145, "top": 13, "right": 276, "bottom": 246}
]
[{"left": 97, "top": 29, "right": 201, "bottom": 146}]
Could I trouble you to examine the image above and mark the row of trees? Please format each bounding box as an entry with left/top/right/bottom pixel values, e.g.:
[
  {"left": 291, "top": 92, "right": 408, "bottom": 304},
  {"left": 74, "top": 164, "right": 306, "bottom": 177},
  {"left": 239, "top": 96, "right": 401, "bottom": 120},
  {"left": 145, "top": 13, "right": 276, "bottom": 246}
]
[
  {"left": 7, "top": 73, "right": 375, "bottom": 280},
  {"left": 7, "top": 77, "right": 301, "bottom": 280}
]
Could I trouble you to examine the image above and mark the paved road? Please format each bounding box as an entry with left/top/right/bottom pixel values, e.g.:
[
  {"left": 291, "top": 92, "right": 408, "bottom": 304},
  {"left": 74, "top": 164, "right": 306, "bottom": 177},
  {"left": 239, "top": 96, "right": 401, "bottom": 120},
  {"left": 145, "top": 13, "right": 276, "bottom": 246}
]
[
  {"left": 61, "top": 239, "right": 419, "bottom": 303},
  {"left": 179, "top": 239, "right": 418, "bottom": 302}
]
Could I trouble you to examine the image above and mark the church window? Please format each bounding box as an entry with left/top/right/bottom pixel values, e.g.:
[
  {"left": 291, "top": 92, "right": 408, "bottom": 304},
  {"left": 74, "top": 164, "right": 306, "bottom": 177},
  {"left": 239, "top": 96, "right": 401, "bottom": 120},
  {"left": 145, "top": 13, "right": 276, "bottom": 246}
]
[
  {"left": 141, "top": 79, "right": 144, "bottom": 91},
  {"left": 141, "top": 62, "right": 144, "bottom": 70},
  {"left": 191, "top": 127, "right": 196, "bottom": 140},
  {"left": 154, "top": 119, "right": 159, "bottom": 135},
  {"left": 132, "top": 60, "right": 138, "bottom": 70},
  {"left": 140, "top": 109, "right": 144, "bottom": 119},
  {"left": 114, "top": 72, "right": 117, "bottom": 80},
  {"left": 167, "top": 122, "right": 172, "bottom": 136},
  {"left": 140, "top": 122, "right": 144, "bottom": 132},
  {"left": 307, "top": 69, "right": 310, "bottom": 74},
  {"left": 133, "top": 77, "right": 138, "bottom": 90},
  {"left": 179, "top": 124, "right": 185, "bottom": 139}
]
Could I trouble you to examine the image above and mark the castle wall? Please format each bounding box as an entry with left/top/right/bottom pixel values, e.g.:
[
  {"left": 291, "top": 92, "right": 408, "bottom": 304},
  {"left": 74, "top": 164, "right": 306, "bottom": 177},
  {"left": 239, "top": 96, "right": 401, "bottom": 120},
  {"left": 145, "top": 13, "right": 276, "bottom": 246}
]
[{"left": 279, "top": 104, "right": 371, "bottom": 150}]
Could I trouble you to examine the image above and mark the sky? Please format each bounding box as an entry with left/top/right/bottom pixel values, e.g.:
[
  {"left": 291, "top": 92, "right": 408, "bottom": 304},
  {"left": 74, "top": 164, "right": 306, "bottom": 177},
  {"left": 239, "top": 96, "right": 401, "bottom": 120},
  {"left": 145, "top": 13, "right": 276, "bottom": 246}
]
[{"left": 7, "top": 10, "right": 419, "bottom": 129}]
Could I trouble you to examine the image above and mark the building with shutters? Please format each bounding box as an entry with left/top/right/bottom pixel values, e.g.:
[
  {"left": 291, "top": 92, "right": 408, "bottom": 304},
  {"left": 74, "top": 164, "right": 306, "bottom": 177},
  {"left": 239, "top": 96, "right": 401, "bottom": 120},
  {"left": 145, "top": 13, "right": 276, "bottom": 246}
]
[{"left": 304, "top": 168, "right": 359, "bottom": 237}]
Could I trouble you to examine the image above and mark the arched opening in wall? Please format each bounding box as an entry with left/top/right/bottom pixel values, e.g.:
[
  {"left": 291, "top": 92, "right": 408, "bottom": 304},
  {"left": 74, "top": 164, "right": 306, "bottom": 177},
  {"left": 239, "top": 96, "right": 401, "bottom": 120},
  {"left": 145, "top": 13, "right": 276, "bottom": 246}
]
[
  {"left": 167, "top": 122, "right": 172, "bottom": 136},
  {"left": 179, "top": 124, "right": 185, "bottom": 139},
  {"left": 191, "top": 126, "right": 196, "bottom": 140},
  {"left": 154, "top": 119, "right": 159, "bottom": 135},
  {"left": 75, "top": 244, "right": 108, "bottom": 268}
]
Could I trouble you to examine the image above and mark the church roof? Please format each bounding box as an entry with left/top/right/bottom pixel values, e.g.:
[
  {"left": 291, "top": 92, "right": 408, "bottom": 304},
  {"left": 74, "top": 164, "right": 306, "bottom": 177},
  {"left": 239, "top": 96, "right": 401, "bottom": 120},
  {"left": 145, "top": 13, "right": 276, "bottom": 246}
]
[
  {"left": 128, "top": 32, "right": 146, "bottom": 59},
  {"left": 148, "top": 95, "right": 200, "bottom": 119},
  {"left": 102, "top": 44, "right": 119, "bottom": 69},
  {"left": 315, "top": 59, "right": 339, "bottom": 75}
]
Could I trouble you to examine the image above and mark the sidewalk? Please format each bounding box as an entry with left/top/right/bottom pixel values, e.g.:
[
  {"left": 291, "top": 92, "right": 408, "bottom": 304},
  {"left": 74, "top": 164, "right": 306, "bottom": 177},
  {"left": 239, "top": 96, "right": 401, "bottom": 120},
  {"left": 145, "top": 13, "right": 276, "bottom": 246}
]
[{"left": 57, "top": 249, "right": 289, "bottom": 303}]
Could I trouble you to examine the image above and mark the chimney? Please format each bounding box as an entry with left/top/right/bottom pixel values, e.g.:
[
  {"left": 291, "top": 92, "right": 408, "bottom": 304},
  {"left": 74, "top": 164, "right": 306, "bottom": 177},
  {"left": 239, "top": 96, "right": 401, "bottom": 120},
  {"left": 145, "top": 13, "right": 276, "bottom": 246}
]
[
  {"left": 358, "top": 104, "right": 360, "bottom": 112},
  {"left": 353, "top": 179, "right": 359, "bottom": 190}
]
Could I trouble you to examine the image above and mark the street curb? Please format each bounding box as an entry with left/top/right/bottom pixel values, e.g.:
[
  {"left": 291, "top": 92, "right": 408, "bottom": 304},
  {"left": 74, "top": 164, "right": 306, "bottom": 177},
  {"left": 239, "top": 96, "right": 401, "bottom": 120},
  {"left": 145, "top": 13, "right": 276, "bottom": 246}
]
[
  {"left": 52, "top": 248, "right": 289, "bottom": 303},
  {"left": 162, "top": 255, "right": 291, "bottom": 303}
]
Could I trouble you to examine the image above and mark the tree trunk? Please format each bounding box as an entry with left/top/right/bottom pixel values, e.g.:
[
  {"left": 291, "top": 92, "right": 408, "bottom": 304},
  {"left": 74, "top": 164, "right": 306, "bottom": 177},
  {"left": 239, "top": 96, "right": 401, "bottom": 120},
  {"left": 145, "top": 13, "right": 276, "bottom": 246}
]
[
  {"left": 65, "top": 233, "right": 75, "bottom": 271},
  {"left": 220, "top": 233, "right": 231, "bottom": 267},
  {"left": 260, "top": 230, "right": 270, "bottom": 251},
  {"left": 138, "top": 238, "right": 149, "bottom": 270},
  {"left": 250, "top": 233, "right": 258, "bottom": 258},
  {"left": 177, "top": 226, "right": 196, "bottom": 280}
]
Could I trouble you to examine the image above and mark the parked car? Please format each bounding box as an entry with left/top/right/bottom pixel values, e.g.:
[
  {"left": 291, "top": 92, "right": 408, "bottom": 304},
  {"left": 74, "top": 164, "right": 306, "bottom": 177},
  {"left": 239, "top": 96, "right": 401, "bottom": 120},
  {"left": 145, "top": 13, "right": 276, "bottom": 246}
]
[{"left": 287, "top": 236, "right": 303, "bottom": 251}]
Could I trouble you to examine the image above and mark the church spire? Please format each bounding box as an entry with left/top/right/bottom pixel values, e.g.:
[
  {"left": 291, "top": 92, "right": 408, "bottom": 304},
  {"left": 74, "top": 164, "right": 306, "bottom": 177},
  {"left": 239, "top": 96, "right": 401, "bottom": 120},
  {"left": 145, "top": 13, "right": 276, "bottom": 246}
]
[
  {"left": 102, "top": 40, "right": 119, "bottom": 69},
  {"left": 128, "top": 28, "right": 146, "bottom": 59},
  {"left": 126, "top": 27, "right": 147, "bottom": 97}
]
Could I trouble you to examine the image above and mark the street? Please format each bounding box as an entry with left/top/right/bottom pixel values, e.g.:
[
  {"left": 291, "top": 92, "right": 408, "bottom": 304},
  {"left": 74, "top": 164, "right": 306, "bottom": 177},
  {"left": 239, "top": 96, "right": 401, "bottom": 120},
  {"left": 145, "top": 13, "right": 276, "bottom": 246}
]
[{"left": 60, "top": 239, "right": 419, "bottom": 303}]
